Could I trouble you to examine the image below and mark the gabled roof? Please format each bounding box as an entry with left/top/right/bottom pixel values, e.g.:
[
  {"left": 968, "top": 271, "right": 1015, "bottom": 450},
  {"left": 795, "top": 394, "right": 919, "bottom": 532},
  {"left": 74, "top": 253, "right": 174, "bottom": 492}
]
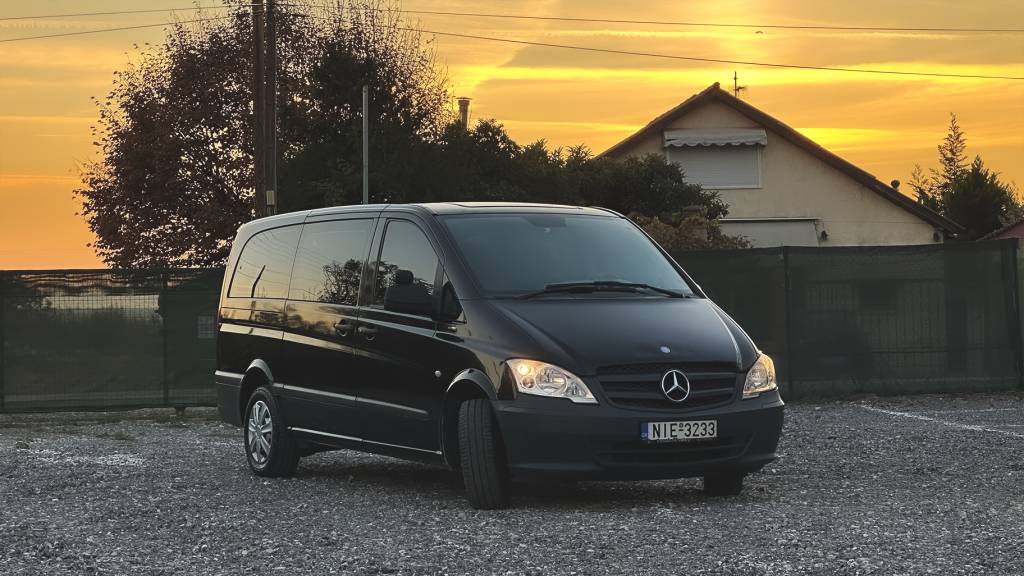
[
  {"left": 978, "top": 217, "right": 1024, "bottom": 240},
  {"left": 600, "top": 83, "right": 963, "bottom": 234}
]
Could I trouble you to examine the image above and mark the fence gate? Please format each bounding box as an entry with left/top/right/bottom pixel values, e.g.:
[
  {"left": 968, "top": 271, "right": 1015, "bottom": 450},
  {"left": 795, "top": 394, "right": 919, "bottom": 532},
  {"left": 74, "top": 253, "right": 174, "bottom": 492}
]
[{"left": 0, "top": 269, "right": 220, "bottom": 412}]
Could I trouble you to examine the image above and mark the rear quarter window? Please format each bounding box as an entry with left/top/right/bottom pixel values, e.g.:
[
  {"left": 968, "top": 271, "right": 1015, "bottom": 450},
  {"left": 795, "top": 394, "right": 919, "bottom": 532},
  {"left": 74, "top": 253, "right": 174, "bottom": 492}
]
[{"left": 228, "top": 226, "right": 301, "bottom": 299}]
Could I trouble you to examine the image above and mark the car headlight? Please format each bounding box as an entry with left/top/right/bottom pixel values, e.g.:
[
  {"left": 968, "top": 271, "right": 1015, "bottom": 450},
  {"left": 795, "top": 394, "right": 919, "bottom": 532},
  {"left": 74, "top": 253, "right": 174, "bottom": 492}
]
[
  {"left": 743, "top": 354, "right": 777, "bottom": 398},
  {"left": 506, "top": 359, "right": 597, "bottom": 404}
]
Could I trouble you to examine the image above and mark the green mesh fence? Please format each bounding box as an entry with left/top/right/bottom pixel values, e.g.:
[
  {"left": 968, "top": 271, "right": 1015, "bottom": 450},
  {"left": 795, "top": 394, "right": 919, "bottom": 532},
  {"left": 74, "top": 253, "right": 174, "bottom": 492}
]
[
  {"left": 675, "top": 239, "right": 1023, "bottom": 399},
  {"left": 674, "top": 247, "right": 791, "bottom": 394},
  {"left": 0, "top": 269, "right": 223, "bottom": 411},
  {"left": 1, "top": 241, "right": 1022, "bottom": 411}
]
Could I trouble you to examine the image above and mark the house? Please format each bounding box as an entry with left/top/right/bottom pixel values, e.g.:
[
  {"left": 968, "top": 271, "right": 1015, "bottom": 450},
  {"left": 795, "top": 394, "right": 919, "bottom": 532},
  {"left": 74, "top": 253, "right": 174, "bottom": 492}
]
[{"left": 601, "top": 83, "right": 961, "bottom": 247}]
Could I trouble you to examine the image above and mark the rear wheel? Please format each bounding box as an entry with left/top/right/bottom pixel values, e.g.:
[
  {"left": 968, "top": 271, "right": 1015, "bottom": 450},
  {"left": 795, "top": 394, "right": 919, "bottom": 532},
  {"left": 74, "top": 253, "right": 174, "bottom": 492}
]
[
  {"left": 703, "top": 471, "right": 745, "bottom": 496},
  {"left": 244, "top": 386, "right": 300, "bottom": 477},
  {"left": 458, "top": 399, "right": 510, "bottom": 509}
]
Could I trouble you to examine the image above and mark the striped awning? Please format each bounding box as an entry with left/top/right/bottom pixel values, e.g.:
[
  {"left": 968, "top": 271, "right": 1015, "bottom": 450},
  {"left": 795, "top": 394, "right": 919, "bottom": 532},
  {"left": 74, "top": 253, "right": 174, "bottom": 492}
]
[{"left": 664, "top": 128, "right": 767, "bottom": 147}]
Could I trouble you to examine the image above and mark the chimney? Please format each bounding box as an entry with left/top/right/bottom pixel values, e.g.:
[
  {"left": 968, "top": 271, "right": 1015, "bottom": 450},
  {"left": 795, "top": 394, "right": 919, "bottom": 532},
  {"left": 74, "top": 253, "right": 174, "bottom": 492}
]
[{"left": 457, "top": 97, "right": 472, "bottom": 128}]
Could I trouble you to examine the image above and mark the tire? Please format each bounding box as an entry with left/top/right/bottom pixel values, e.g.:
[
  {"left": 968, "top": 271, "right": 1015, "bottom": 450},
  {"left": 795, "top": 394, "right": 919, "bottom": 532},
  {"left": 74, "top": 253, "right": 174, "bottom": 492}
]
[
  {"left": 458, "top": 399, "right": 510, "bottom": 509},
  {"left": 244, "top": 386, "right": 300, "bottom": 478},
  {"left": 703, "top": 471, "right": 745, "bottom": 496}
]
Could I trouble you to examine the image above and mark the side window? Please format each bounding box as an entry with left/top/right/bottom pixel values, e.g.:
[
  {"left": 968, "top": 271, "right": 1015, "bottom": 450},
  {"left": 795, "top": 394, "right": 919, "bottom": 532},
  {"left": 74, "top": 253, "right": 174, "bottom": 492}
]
[
  {"left": 288, "top": 219, "right": 373, "bottom": 306},
  {"left": 375, "top": 220, "right": 440, "bottom": 312},
  {"left": 228, "top": 226, "right": 300, "bottom": 299}
]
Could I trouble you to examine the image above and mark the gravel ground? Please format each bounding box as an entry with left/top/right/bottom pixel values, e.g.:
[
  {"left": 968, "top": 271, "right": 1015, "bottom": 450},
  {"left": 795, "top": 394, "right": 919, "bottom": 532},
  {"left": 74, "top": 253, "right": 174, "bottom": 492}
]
[{"left": 2, "top": 392, "right": 1023, "bottom": 575}]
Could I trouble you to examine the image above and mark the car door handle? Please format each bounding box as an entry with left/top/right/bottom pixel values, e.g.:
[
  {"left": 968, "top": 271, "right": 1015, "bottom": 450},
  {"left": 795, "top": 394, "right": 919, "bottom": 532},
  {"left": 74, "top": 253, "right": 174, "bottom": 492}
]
[
  {"left": 357, "top": 325, "right": 377, "bottom": 340},
  {"left": 334, "top": 319, "right": 356, "bottom": 337}
]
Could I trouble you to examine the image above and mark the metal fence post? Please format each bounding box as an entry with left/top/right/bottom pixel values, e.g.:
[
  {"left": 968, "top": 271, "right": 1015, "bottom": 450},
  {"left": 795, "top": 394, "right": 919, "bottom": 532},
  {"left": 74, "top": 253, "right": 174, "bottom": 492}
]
[
  {"left": 1012, "top": 240, "right": 1024, "bottom": 390},
  {"left": 161, "top": 271, "right": 170, "bottom": 406},
  {"left": 782, "top": 246, "right": 795, "bottom": 398},
  {"left": 0, "top": 270, "right": 6, "bottom": 412}
]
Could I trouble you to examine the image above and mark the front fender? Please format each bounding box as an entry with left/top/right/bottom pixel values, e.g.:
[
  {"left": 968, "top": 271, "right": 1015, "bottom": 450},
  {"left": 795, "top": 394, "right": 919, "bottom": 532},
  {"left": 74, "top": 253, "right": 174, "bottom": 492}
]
[
  {"left": 441, "top": 368, "right": 499, "bottom": 469},
  {"left": 445, "top": 368, "right": 497, "bottom": 399}
]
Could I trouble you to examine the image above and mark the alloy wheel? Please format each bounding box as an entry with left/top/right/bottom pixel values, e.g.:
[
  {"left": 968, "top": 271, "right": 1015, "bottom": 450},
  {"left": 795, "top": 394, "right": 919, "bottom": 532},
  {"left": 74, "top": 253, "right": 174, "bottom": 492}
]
[{"left": 247, "top": 400, "right": 273, "bottom": 465}]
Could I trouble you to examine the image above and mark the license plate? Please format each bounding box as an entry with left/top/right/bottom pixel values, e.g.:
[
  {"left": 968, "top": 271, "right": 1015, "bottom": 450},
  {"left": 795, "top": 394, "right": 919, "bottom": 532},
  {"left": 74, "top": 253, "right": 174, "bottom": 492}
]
[{"left": 643, "top": 420, "right": 717, "bottom": 442}]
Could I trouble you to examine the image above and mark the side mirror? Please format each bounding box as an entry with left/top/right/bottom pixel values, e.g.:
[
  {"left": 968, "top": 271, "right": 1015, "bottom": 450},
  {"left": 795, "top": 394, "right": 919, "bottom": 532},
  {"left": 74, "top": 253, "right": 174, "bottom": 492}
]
[
  {"left": 383, "top": 269, "right": 434, "bottom": 317},
  {"left": 438, "top": 281, "right": 463, "bottom": 322}
]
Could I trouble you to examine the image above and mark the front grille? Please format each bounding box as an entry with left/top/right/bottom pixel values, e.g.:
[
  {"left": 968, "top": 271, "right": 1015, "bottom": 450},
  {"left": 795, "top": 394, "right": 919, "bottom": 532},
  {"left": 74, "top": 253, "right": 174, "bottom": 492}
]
[{"left": 596, "top": 362, "right": 738, "bottom": 411}]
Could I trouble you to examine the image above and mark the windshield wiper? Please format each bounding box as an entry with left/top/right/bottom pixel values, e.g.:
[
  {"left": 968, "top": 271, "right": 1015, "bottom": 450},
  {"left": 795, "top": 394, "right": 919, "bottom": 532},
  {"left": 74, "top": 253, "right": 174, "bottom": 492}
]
[{"left": 517, "top": 281, "right": 688, "bottom": 299}]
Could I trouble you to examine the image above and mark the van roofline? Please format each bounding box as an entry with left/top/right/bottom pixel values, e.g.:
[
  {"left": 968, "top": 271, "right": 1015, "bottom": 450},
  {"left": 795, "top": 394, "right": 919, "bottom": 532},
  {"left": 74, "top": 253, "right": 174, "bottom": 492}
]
[{"left": 243, "top": 202, "right": 621, "bottom": 225}]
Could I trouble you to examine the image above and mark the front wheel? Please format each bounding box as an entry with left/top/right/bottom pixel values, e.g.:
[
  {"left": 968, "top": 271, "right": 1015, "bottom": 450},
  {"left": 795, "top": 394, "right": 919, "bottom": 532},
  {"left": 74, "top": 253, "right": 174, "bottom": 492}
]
[
  {"left": 244, "top": 386, "right": 300, "bottom": 477},
  {"left": 458, "top": 399, "right": 510, "bottom": 509}
]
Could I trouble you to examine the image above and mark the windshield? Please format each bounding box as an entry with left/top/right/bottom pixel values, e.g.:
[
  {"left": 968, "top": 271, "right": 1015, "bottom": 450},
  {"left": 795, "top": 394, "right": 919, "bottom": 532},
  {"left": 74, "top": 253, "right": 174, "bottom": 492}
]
[{"left": 441, "top": 213, "right": 695, "bottom": 298}]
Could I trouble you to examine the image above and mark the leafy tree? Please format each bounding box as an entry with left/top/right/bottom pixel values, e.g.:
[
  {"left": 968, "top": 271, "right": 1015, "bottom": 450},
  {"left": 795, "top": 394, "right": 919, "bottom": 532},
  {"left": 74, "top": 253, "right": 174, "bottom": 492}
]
[
  {"left": 911, "top": 114, "right": 967, "bottom": 211},
  {"left": 278, "top": 2, "right": 454, "bottom": 209},
  {"left": 934, "top": 113, "right": 968, "bottom": 187},
  {"left": 911, "top": 113, "right": 1020, "bottom": 239},
  {"left": 426, "top": 119, "right": 740, "bottom": 247},
  {"left": 944, "top": 157, "right": 1020, "bottom": 240},
  {"left": 77, "top": 1, "right": 743, "bottom": 268},
  {"left": 77, "top": 12, "right": 258, "bottom": 268},
  {"left": 909, "top": 164, "right": 941, "bottom": 212},
  {"left": 319, "top": 259, "right": 364, "bottom": 304},
  {"left": 575, "top": 153, "right": 728, "bottom": 219},
  {"left": 631, "top": 212, "right": 750, "bottom": 252},
  {"left": 77, "top": 1, "right": 452, "bottom": 267}
]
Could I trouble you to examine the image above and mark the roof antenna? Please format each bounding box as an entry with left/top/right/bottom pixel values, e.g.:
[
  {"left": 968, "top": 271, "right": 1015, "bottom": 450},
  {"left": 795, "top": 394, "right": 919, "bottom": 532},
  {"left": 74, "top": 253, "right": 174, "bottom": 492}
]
[{"left": 732, "top": 71, "right": 747, "bottom": 98}]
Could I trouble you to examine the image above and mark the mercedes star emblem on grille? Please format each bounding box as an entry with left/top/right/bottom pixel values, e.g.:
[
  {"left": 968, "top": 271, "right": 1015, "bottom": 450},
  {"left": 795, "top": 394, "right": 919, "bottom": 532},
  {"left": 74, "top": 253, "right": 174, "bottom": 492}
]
[{"left": 660, "top": 369, "right": 690, "bottom": 403}]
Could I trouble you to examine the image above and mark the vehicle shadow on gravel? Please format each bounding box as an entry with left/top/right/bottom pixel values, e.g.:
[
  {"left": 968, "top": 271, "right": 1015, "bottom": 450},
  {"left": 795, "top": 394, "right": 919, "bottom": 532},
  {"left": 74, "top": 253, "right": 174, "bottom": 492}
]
[
  {"left": 297, "top": 456, "right": 463, "bottom": 493},
  {"left": 511, "top": 479, "right": 771, "bottom": 510},
  {"left": 293, "top": 452, "right": 757, "bottom": 509}
]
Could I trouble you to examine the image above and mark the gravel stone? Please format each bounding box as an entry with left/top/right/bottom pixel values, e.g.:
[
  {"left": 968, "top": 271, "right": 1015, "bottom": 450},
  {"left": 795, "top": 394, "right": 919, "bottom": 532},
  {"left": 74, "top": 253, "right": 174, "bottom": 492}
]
[{"left": 1, "top": 392, "right": 1023, "bottom": 575}]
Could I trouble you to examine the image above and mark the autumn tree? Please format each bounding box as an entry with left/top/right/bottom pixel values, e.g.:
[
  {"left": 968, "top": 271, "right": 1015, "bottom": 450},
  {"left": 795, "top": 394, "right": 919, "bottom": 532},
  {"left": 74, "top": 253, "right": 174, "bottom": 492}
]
[{"left": 77, "top": 1, "right": 452, "bottom": 267}]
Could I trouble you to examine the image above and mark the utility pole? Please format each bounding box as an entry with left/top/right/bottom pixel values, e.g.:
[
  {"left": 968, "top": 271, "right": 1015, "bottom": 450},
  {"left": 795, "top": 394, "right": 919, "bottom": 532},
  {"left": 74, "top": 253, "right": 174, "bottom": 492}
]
[
  {"left": 362, "top": 85, "right": 369, "bottom": 205},
  {"left": 252, "top": 0, "right": 266, "bottom": 218},
  {"left": 732, "top": 71, "right": 747, "bottom": 98},
  {"left": 264, "top": 0, "right": 278, "bottom": 215}
]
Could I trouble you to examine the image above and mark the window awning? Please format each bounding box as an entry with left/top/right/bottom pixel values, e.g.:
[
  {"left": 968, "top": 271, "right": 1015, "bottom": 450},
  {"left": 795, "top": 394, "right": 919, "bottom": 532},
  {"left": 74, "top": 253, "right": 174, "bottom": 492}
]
[{"left": 664, "top": 128, "right": 767, "bottom": 147}]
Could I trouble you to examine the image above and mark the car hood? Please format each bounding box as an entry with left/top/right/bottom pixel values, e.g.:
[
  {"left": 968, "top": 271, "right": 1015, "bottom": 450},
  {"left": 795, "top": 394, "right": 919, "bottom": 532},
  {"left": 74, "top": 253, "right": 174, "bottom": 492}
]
[{"left": 490, "top": 297, "right": 756, "bottom": 375}]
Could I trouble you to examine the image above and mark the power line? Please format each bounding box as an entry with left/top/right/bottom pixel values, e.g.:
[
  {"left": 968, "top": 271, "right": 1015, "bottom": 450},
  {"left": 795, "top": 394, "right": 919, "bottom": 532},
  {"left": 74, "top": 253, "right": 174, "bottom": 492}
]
[
  {"left": 6, "top": 2, "right": 1022, "bottom": 35},
  {"left": 302, "top": 14, "right": 1023, "bottom": 80},
  {"left": 298, "top": 5, "right": 1024, "bottom": 35},
  {"left": 1, "top": 8, "right": 1019, "bottom": 81},
  {"left": 0, "top": 5, "right": 250, "bottom": 22},
  {"left": 0, "top": 16, "right": 235, "bottom": 43},
  {"left": 403, "top": 27, "right": 1024, "bottom": 81}
]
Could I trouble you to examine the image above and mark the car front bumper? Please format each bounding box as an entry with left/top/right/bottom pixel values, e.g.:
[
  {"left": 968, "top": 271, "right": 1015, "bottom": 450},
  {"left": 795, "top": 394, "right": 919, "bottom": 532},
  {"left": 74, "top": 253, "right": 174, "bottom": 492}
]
[{"left": 492, "top": 390, "right": 784, "bottom": 480}]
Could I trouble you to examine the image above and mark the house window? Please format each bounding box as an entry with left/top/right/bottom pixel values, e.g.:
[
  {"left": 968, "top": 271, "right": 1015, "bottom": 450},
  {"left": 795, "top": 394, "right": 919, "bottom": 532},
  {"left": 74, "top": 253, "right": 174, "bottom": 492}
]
[
  {"left": 663, "top": 128, "right": 766, "bottom": 189},
  {"left": 667, "top": 145, "right": 762, "bottom": 189}
]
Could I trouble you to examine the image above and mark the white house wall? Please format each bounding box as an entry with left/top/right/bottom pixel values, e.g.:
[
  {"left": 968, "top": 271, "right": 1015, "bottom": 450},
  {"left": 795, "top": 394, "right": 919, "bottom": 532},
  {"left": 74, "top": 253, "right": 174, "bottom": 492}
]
[{"left": 615, "top": 100, "right": 939, "bottom": 247}]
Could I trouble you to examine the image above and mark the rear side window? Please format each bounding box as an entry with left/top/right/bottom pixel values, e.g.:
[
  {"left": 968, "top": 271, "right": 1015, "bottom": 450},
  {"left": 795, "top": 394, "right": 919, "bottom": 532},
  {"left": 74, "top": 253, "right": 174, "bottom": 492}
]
[
  {"left": 288, "top": 219, "right": 373, "bottom": 306},
  {"left": 374, "top": 220, "right": 440, "bottom": 307},
  {"left": 228, "top": 226, "right": 300, "bottom": 299}
]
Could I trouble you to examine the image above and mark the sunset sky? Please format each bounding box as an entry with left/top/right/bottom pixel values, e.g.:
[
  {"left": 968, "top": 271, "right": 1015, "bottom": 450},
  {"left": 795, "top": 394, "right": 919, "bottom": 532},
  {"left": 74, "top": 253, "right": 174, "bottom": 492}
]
[{"left": 1, "top": 0, "right": 1022, "bottom": 268}]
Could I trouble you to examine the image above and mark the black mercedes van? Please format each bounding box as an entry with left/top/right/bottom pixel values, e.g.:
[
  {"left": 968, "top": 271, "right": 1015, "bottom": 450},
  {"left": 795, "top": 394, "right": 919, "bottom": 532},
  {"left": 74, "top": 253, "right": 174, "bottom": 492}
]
[{"left": 215, "top": 203, "right": 784, "bottom": 509}]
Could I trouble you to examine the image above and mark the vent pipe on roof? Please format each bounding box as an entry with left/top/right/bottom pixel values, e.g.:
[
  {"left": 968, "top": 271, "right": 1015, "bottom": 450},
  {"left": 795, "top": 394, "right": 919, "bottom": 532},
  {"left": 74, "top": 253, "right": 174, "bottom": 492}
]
[{"left": 457, "top": 97, "right": 472, "bottom": 128}]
